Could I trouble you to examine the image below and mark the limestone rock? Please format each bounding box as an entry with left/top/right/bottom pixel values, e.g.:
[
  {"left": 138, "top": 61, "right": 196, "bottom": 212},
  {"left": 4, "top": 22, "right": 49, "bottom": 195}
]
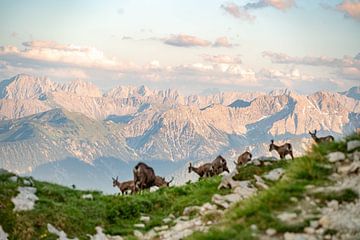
[
  {"left": 263, "top": 168, "right": 285, "bottom": 181},
  {"left": 81, "top": 194, "right": 93, "bottom": 200},
  {"left": 284, "top": 232, "right": 317, "bottom": 240},
  {"left": 347, "top": 140, "right": 360, "bottom": 152},
  {"left": 183, "top": 206, "right": 201, "bottom": 216},
  {"left": 12, "top": 187, "right": 38, "bottom": 211},
  {"left": 0, "top": 225, "right": 8, "bottom": 240},
  {"left": 134, "top": 224, "right": 145, "bottom": 229},
  {"left": 265, "top": 228, "right": 276, "bottom": 236},
  {"left": 47, "top": 223, "right": 78, "bottom": 240},
  {"left": 140, "top": 216, "right": 150, "bottom": 223},
  {"left": 277, "top": 212, "right": 297, "bottom": 222},
  {"left": 327, "top": 152, "right": 345, "bottom": 163},
  {"left": 254, "top": 175, "right": 269, "bottom": 190}
]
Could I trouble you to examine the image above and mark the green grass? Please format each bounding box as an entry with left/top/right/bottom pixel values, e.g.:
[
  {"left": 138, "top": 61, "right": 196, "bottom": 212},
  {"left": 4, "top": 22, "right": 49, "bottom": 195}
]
[
  {"left": 311, "top": 189, "right": 359, "bottom": 205},
  {"left": 0, "top": 175, "right": 229, "bottom": 240},
  {"left": 188, "top": 134, "right": 359, "bottom": 240}
]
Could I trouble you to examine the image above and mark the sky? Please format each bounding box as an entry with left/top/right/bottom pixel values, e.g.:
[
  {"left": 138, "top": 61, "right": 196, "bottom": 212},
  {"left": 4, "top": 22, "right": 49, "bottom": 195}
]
[{"left": 0, "top": 0, "right": 359, "bottom": 94}]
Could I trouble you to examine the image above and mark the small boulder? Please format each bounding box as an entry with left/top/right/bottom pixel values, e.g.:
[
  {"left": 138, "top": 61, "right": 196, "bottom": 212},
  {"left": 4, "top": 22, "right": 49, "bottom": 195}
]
[
  {"left": 154, "top": 225, "right": 168, "bottom": 232},
  {"left": 253, "top": 175, "right": 269, "bottom": 190},
  {"left": 9, "top": 176, "right": 18, "bottom": 182},
  {"left": 183, "top": 206, "right": 201, "bottom": 216},
  {"left": 162, "top": 218, "right": 172, "bottom": 224},
  {"left": 133, "top": 224, "right": 145, "bottom": 229},
  {"left": 81, "top": 194, "right": 93, "bottom": 200},
  {"left": 266, "top": 228, "right": 276, "bottom": 236},
  {"left": 0, "top": 225, "right": 8, "bottom": 240},
  {"left": 263, "top": 168, "right": 285, "bottom": 181},
  {"left": 140, "top": 216, "right": 150, "bottom": 223},
  {"left": 327, "top": 152, "right": 345, "bottom": 163},
  {"left": 347, "top": 140, "right": 360, "bottom": 152},
  {"left": 133, "top": 230, "right": 143, "bottom": 239},
  {"left": 277, "top": 212, "right": 297, "bottom": 222}
]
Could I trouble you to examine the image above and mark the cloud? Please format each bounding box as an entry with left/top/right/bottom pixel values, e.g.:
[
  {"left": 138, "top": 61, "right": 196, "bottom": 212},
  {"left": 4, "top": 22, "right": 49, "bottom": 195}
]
[
  {"left": 0, "top": 40, "right": 136, "bottom": 71},
  {"left": 213, "top": 37, "right": 234, "bottom": 48},
  {"left": 164, "top": 34, "right": 211, "bottom": 47},
  {"left": 337, "top": 0, "right": 360, "bottom": 21},
  {"left": 202, "top": 54, "right": 242, "bottom": 64},
  {"left": 221, "top": 3, "right": 256, "bottom": 22},
  {"left": 262, "top": 51, "right": 360, "bottom": 81}
]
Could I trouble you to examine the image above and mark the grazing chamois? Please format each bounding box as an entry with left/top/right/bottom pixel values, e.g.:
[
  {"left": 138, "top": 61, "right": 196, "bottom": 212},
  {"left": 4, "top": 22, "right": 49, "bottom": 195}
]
[
  {"left": 235, "top": 151, "right": 252, "bottom": 166},
  {"left": 269, "top": 140, "right": 294, "bottom": 160},
  {"left": 112, "top": 177, "right": 135, "bottom": 195},
  {"left": 154, "top": 176, "right": 174, "bottom": 187},
  {"left": 133, "top": 162, "right": 156, "bottom": 192},
  {"left": 211, "top": 155, "right": 229, "bottom": 175},
  {"left": 309, "top": 130, "right": 334, "bottom": 144},
  {"left": 188, "top": 162, "right": 213, "bottom": 178}
]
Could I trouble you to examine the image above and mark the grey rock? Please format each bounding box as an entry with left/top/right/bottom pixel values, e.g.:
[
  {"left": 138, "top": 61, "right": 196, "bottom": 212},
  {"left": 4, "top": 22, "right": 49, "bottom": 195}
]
[
  {"left": 254, "top": 175, "right": 269, "bottom": 190},
  {"left": 347, "top": 140, "right": 360, "bottom": 152},
  {"left": 277, "top": 212, "right": 297, "bottom": 222},
  {"left": 338, "top": 162, "right": 360, "bottom": 175},
  {"left": 12, "top": 187, "right": 38, "bottom": 211},
  {"left": 133, "top": 223, "right": 145, "bottom": 229},
  {"left": 162, "top": 218, "right": 172, "bottom": 224},
  {"left": 154, "top": 225, "right": 168, "bottom": 232},
  {"left": 284, "top": 232, "right": 317, "bottom": 240},
  {"left": 304, "top": 227, "right": 315, "bottom": 234},
  {"left": 327, "top": 152, "right": 345, "bottom": 163},
  {"left": 81, "top": 194, "right": 93, "bottom": 200},
  {"left": 265, "top": 228, "right": 276, "bottom": 236},
  {"left": 0, "top": 225, "right": 8, "bottom": 240},
  {"left": 140, "top": 216, "right": 150, "bottom": 223},
  {"left": 47, "top": 223, "right": 78, "bottom": 240},
  {"left": 9, "top": 176, "right": 18, "bottom": 182},
  {"left": 88, "top": 226, "right": 123, "bottom": 240},
  {"left": 263, "top": 168, "right": 285, "bottom": 181},
  {"left": 310, "top": 220, "right": 319, "bottom": 229},
  {"left": 183, "top": 206, "right": 201, "bottom": 216},
  {"left": 133, "top": 230, "right": 143, "bottom": 239}
]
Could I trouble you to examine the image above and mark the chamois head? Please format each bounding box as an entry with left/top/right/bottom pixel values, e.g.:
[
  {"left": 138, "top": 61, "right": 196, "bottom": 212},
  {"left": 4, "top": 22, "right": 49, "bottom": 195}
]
[
  {"left": 188, "top": 163, "right": 192, "bottom": 173},
  {"left": 112, "top": 176, "right": 119, "bottom": 187},
  {"left": 269, "top": 139, "right": 275, "bottom": 151},
  {"left": 309, "top": 129, "right": 317, "bottom": 139}
]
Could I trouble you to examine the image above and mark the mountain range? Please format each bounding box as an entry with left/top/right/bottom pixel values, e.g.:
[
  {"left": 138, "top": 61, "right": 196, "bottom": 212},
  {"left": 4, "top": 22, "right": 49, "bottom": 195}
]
[{"left": 0, "top": 74, "right": 359, "bottom": 192}]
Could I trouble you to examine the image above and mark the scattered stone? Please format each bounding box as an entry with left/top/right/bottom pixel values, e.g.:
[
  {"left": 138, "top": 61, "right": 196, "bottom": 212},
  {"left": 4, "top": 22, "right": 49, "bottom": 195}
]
[
  {"left": 154, "top": 225, "right": 168, "bottom": 232},
  {"left": 199, "top": 202, "right": 217, "bottom": 213},
  {"left": 0, "top": 225, "right": 8, "bottom": 240},
  {"left": 254, "top": 175, "right": 269, "bottom": 190},
  {"left": 133, "top": 223, "right": 145, "bottom": 229},
  {"left": 47, "top": 223, "right": 78, "bottom": 240},
  {"left": 212, "top": 194, "right": 230, "bottom": 209},
  {"left": 179, "top": 216, "right": 189, "bottom": 221},
  {"left": 265, "top": 228, "right": 276, "bottom": 236},
  {"left": 263, "top": 168, "right": 285, "bottom": 181},
  {"left": 81, "top": 194, "right": 93, "bottom": 200},
  {"left": 88, "top": 226, "right": 123, "bottom": 240},
  {"left": 250, "top": 224, "right": 258, "bottom": 231},
  {"left": 277, "top": 212, "right": 297, "bottom": 222},
  {"left": 140, "top": 216, "right": 150, "bottom": 223},
  {"left": 347, "top": 140, "right": 360, "bottom": 152},
  {"left": 310, "top": 220, "right": 319, "bottom": 229},
  {"left": 349, "top": 151, "right": 360, "bottom": 161},
  {"left": 284, "top": 232, "right": 317, "bottom": 240},
  {"left": 133, "top": 230, "right": 143, "bottom": 239},
  {"left": 327, "top": 200, "right": 339, "bottom": 210},
  {"left": 168, "top": 213, "right": 175, "bottom": 219},
  {"left": 290, "top": 197, "right": 298, "bottom": 203},
  {"left": 304, "top": 227, "right": 315, "bottom": 234},
  {"left": 143, "top": 229, "right": 156, "bottom": 240},
  {"left": 12, "top": 187, "right": 38, "bottom": 211},
  {"left": 23, "top": 179, "right": 33, "bottom": 186},
  {"left": 315, "top": 228, "right": 325, "bottom": 235},
  {"left": 9, "top": 176, "right": 18, "bottom": 182},
  {"left": 218, "top": 168, "right": 240, "bottom": 189},
  {"left": 252, "top": 159, "right": 261, "bottom": 166},
  {"left": 183, "top": 206, "right": 201, "bottom": 216},
  {"left": 319, "top": 216, "right": 330, "bottom": 228},
  {"left": 206, "top": 221, "right": 212, "bottom": 225},
  {"left": 162, "top": 218, "right": 172, "bottom": 224},
  {"left": 327, "top": 152, "right": 345, "bottom": 163},
  {"left": 305, "top": 185, "right": 315, "bottom": 190},
  {"left": 338, "top": 162, "right": 360, "bottom": 175}
]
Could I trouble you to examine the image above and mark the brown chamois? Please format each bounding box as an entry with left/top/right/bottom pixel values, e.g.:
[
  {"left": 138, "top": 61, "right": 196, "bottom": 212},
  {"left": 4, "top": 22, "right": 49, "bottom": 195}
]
[
  {"left": 112, "top": 177, "right": 135, "bottom": 195},
  {"left": 211, "top": 155, "right": 229, "bottom": 175},
  {"left": 309, "top": 130, "right": 334, "bottom": 144},
  {"left": 188, "top": 162, "right": 213, "bottom": 178},
  {"left": 133, "top": 162, "right": 156, "bottom": 192},
  {"left": 235, "top": 151, "right": 252, "bottom": 166},
  {"left": 154, "top": 176, "right": 174, "bottom": 187},
  {"left": 269, "top": 139, "right": 294, "bottom": 160}
]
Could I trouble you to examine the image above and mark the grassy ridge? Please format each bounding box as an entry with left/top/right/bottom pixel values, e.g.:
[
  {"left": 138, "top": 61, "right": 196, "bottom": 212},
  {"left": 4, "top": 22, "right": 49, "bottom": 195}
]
[
  {"left": 188, "top": 134, "right": 360, "bottom": 240},
  {"left": 0, "top": 174, "right": 229, "bottom": 239}
]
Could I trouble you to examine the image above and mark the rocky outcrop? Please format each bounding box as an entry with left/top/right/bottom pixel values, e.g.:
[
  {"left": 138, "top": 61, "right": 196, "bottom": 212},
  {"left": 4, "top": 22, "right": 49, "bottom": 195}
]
[{"left": 11, "top": 187, "right": 38, "bottom": 211}]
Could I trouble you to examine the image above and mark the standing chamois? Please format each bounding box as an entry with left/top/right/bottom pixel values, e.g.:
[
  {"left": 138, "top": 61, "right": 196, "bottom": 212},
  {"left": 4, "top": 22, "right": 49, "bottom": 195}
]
[
  {"left": 269, "top": 140, "right": 294, "bottom": 160},
  {"left": 235, "top": 151, "right": 252, "bottom": 166},
  {"left": 154, "top": 176, "right": 174, "bottom": 187},
  {"left": 133, "top": 162, "right": 156, "bottom": 192},
  {"left": 211, "top": 155, "right": 229, "bottom": 175},
  {"left": 309, "top": 130, "right": 334, "bottom": 144},
  {"left": 112, "top": 177, "right": 135, "bottom": 195},
  {"left": 188, "top": 162, "right": 213, "bottom": 178}
]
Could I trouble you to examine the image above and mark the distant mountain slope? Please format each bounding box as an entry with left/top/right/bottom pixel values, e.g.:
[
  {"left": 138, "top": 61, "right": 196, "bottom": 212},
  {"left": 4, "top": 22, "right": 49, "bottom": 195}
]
[{"left": 0, "top": 74, "right": 359, "bottom": 191}]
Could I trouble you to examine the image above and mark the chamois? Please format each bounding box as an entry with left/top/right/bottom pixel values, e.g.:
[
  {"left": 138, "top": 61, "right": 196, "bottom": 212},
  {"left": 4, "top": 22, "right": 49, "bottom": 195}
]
[
  {"left": 235, "top": 151, "right": 252, "bottom": 166},
  {"left": 112, "top": 177, "right": 134, "bottom": 195},
  {"left": 188, "top": 162, "right": 213, "bottom": 178},
  {"left": 154, "top": 176, "right": 174, "bottom": 187},
  {"left": 309, "top": 130, "right": 334, "bottom": 144},
  {"left": 269, "top": 139, "right": 294, "bottom": 160},
  {"left": 133, "top": 162, "right": 156, "bottom": 192},
  {"left": 211, "top": 155, "right": 229, "bottom": 175}
]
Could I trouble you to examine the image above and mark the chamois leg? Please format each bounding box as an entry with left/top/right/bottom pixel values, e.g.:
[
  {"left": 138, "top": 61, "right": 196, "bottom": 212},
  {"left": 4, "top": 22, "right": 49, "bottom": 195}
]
[
  {"left": 280, "top": 153, "right": 285, "bottom": 160},
  {"left": 289, "top": 151, "right": 294, "bottom": 160}
]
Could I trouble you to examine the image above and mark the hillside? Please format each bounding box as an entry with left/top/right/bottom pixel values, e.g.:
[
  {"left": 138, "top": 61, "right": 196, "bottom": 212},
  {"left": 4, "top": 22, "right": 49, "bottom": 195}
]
[{"left": 1, "top": 133, "right": 359, "bottom": 240}]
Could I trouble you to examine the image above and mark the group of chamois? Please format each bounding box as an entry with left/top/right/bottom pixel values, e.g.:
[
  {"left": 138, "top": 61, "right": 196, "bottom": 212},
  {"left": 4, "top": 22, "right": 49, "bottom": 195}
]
[{"left": 113, "top": 130, "right": 334, "bottom": 194}]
